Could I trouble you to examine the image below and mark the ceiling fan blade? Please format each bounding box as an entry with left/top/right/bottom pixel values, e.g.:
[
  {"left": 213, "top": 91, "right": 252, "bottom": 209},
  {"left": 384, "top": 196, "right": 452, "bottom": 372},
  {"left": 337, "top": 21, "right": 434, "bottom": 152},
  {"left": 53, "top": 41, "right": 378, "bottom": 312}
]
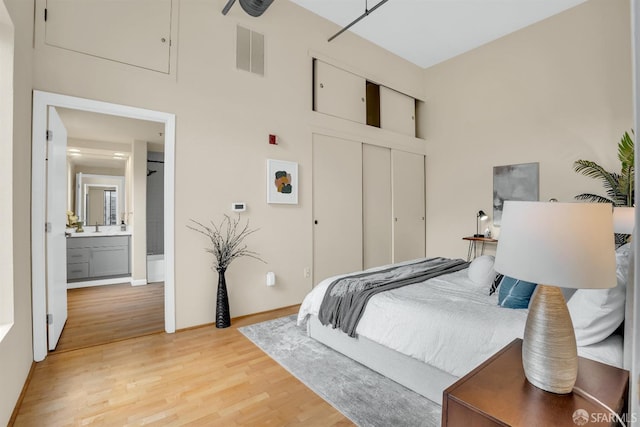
[
  {"left": 222, "top": 0, "right": 236, "bottom": 15},
  {"left": 238, "top": 0, "right": 274, "bottom": 17},
  {"left": 328, "top": 0, "right": 391, "bottom": 42}
]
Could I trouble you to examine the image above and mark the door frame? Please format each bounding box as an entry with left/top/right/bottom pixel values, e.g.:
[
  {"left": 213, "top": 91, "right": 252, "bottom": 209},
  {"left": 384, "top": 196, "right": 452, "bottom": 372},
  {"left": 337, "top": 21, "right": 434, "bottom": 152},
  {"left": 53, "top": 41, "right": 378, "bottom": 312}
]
[{"left": 31, "top": 90, "right": 176, "bottom": 361}]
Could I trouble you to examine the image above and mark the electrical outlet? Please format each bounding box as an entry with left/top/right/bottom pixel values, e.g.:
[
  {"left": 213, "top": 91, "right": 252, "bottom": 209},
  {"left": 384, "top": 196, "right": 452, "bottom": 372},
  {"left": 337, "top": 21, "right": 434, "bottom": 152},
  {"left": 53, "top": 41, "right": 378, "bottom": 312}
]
[{"left": 303, "top": 267, "right": 311, "bottom": 278}]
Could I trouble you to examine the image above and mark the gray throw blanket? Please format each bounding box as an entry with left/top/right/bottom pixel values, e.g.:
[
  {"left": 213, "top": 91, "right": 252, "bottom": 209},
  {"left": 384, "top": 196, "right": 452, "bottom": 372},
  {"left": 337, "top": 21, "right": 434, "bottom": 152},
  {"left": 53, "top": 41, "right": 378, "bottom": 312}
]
[{"left": 318, "top": 257, "right": 470, "bottom": 337}]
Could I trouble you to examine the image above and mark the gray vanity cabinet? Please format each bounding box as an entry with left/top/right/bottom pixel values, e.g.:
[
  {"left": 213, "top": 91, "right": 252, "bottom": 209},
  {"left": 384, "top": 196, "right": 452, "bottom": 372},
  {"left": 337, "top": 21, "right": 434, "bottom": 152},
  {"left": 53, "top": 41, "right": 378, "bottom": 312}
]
[{"left": 67, "top": 236, "right": 130, "bottom": 281}]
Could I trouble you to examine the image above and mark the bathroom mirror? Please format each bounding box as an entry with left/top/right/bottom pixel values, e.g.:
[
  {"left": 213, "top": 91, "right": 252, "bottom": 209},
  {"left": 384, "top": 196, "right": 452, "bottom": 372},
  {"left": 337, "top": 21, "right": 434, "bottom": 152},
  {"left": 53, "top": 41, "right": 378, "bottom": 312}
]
[
  {"left": 76, "top": 173, "right": 125, "bottom": 226},
  {"left": 85, "top": 184, "right": 118, "bottom": 226}
]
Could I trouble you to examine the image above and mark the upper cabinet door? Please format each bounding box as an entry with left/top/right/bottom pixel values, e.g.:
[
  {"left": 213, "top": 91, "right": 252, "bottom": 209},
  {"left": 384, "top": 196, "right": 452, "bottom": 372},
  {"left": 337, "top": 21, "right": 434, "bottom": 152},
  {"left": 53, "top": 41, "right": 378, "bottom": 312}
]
[
  {"left": 314, "top": 60, "right": 366, "bottom": 124},
  {"left": 45, "top": 0, "right": 173, "bottom": 73},
  {"left": 380, "top": 86, "right": 416, "bottom": 137}
]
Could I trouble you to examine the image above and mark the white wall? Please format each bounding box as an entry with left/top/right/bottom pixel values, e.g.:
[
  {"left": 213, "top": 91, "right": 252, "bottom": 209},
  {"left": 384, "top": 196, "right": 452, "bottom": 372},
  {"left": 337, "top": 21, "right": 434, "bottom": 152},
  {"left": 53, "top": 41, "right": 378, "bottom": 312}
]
[
  {"left": 423, "top": 0, "right": 633, "bottom": 258},
  {"left": 0, "top": 0, "right": 33, "bottom": 424},
  {"left": 28, "top": 0, "right": 425, "bottom": 328}
]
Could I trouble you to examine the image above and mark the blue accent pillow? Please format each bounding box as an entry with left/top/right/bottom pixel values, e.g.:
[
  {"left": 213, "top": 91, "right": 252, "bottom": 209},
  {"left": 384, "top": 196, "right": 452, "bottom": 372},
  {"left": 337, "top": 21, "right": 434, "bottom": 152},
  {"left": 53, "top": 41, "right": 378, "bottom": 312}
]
[{"left": 498, "top": 276, "right": 537, "bottom": 309}]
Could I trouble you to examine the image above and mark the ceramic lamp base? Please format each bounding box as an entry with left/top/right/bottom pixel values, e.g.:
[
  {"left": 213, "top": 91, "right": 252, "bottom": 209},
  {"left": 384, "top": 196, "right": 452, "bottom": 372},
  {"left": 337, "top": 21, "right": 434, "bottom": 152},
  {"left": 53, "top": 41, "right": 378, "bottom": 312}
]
[{"left": 522, "top": 285, "right": 578, "bottom": 394}]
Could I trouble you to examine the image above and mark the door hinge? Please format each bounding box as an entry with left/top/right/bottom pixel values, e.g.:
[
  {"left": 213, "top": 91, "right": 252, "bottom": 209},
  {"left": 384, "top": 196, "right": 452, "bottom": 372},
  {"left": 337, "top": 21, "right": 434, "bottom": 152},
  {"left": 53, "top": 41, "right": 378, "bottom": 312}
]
[
  {"left": 46, "top": 130, "right": 53, "bottom": 141},
  {"left": 44, "top": 8, "right": 48, "bottom": 22},
  {"left": 45, "top": 222, "right": 52, "bottom": 233},
  {"left": 46, "top": 314, "right": 53, "bottom": 325}
]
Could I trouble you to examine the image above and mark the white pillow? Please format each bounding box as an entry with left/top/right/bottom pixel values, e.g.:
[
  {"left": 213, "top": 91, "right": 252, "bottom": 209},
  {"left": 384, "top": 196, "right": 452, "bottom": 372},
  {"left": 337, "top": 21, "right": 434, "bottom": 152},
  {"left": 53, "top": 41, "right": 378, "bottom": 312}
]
[
  {"left": 467, "top": 255, "right": 497, "bottom": 287},
  {"left": 567, "top": 243, "right": 630, "bottom": 346}
]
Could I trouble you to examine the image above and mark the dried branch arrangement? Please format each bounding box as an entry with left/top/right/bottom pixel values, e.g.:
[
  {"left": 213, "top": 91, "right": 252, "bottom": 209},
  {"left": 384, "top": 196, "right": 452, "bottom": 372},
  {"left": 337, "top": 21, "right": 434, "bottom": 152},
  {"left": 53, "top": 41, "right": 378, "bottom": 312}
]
[{"left": 188, "top": 215, "right": 265, "bottom": 272}]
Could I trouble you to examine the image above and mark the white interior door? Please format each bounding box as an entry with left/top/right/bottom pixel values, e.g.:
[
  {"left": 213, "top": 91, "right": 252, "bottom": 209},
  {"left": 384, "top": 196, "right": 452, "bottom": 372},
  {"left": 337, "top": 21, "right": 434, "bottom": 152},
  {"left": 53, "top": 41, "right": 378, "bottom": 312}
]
[
  {"left": 46, "top": 106, "right": 68, "bottom": 350},
  {"left": 312, "top": 134, "right": 363, "bottom": 283}
]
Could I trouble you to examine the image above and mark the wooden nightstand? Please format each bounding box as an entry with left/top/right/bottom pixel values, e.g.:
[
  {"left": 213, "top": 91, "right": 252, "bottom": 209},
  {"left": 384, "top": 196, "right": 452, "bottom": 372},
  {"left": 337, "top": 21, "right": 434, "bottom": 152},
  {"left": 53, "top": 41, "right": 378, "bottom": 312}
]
[
  {"left": 442, "top": 339, "right": 629, "bottom": 426},
  {"left": 462, "top": 236, "right": 498, "bottom": 261}
]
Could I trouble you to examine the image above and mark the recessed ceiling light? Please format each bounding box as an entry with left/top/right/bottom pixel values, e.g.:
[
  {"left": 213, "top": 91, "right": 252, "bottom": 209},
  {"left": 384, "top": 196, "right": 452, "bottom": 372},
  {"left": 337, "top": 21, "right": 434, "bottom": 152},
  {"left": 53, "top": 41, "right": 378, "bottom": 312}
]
[
  {"left": 113, "top": 152, "right": 124, "bottom": 156},
  {"left": 68, "top": 148, "right": 80, "bottom": 153},
  {"left": 70, "top": 153, "right": 81, "bottom": 157}
]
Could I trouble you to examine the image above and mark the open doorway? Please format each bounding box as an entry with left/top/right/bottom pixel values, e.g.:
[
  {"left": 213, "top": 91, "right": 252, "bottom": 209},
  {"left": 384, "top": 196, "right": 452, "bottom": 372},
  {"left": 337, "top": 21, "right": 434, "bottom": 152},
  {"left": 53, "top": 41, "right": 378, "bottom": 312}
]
[
  {"left": 31, "top": 91, "right": 176, "bottom": 361},
  {"left": 52, "top": 107, "right": 166, "bottom": 352}
]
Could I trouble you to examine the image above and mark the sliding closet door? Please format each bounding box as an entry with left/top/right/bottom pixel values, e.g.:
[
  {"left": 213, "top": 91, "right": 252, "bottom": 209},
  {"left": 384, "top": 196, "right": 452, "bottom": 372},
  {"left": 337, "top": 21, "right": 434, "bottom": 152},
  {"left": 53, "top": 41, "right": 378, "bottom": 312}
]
[
  {"left": 363, "top": 144, "right": 392, "bottom": 269},
  {"left": 313, "top": 134, "right": 363, "bottom": 284},
  {"left": 392, "top": 150, "right": 426, "bottom": 262}
]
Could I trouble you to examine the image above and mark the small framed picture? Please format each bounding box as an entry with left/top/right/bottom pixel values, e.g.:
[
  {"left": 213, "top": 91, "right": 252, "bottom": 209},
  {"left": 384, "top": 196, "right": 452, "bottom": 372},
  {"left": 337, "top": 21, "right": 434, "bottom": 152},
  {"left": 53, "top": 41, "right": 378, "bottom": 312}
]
[{"left": 266, "top": 159, "right": 298, "bottom": 204}]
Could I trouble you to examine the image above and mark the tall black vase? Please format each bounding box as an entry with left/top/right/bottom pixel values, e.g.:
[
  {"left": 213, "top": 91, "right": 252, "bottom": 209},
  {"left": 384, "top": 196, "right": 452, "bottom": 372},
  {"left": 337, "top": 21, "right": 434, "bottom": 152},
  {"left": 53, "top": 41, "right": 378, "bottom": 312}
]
[{"left": 216, "top": 268, "right": 231, "bottom": 328}]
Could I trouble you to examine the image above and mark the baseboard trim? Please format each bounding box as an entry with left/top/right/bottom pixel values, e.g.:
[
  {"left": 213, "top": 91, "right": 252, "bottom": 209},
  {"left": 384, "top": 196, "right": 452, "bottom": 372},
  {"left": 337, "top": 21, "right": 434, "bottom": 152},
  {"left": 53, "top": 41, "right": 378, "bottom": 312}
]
[
  {"left": 67, "top": 277, "right": 132, "bottom": 289},
  {"left": 130, "top": 279, "right": 148, "bottom": 286},
  {"left": 232, "top": 304, "right": 301, "bottom": 323},
  {"left": 175, "top": 304, "right": 301, "bottom": 333},
  {"left": 8, "top": 361, "right": 36, "bottom": 426}
]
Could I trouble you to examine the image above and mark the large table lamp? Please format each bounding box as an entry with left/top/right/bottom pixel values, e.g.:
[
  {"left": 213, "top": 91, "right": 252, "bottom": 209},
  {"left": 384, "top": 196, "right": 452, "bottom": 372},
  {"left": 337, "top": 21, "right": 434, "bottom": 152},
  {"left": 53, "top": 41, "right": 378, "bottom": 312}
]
[
  {"left": 613, "top": 206, "right": 635, "bottom": 234},
  {"left": 494, "top": 201, "right": 616, "bottom": 394}
]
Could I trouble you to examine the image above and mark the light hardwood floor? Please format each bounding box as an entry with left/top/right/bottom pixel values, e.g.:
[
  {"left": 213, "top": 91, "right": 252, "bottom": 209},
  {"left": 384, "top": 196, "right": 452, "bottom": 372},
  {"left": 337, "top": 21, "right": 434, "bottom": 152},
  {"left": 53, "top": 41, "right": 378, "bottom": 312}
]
[
  {"left": 13, "top": 305, "right": 351, "bottom": 426},
  {"left": 55, "top": 282, "right": 165, "bottom": 352}
]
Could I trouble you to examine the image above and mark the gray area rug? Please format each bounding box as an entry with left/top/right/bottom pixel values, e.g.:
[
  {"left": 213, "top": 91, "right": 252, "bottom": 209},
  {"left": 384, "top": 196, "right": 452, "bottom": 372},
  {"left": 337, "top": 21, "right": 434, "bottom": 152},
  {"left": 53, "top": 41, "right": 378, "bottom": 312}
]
[{"left": 239, "top": 315, "right": 441, "bottom": 427}]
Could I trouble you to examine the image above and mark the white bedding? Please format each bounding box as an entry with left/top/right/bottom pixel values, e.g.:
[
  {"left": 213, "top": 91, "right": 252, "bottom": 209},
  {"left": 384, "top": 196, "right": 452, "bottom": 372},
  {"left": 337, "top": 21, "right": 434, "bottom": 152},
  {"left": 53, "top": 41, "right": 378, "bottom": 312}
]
[
  {"left": 298, "top": 260, "right": 624, "bottom": 378},
  {"left": 298, "top": 263, "right": 529, "bottom": 377}
]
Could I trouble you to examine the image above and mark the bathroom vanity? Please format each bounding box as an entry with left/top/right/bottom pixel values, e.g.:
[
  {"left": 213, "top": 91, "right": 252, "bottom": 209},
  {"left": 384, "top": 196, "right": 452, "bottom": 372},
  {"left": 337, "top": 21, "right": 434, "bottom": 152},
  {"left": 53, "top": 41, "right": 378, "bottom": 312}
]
[{"left": 67, "top": 232, "right": 131, "bottom": 282}]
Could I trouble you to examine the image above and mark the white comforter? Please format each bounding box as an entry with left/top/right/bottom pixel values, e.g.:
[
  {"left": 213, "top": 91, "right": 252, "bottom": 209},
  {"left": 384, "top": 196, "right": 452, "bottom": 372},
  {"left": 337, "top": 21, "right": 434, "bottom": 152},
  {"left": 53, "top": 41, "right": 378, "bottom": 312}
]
[{"left": 298, "top": 262, "right": 528, "bottom": 377}]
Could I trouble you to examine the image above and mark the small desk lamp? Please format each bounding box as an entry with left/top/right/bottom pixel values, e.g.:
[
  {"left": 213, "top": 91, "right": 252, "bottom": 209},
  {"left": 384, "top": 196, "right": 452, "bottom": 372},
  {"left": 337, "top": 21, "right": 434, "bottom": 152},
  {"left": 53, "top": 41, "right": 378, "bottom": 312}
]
[
  {"left": 494, "top": 201, "right": 616, "bottom": 394},
  {"left": 474, "top": 210, "right": 488, "bottom": 237}
]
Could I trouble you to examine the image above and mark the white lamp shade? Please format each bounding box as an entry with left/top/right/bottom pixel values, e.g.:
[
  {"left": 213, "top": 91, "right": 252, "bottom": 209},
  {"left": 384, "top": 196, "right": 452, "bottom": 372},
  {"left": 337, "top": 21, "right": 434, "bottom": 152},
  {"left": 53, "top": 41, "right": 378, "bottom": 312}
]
[
  {"left": 494, "top": 201, "right": 616, "bottom": 289},
  {"left": 613, "top": 206, "right": 635, "bottom": 234}
]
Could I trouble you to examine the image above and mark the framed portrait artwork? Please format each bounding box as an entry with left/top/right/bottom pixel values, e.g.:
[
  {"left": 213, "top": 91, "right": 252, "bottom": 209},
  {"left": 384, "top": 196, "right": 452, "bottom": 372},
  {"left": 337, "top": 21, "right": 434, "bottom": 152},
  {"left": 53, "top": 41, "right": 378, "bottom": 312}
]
[{"left": 267, "top": 159, "right": 298, "bottom": 204}]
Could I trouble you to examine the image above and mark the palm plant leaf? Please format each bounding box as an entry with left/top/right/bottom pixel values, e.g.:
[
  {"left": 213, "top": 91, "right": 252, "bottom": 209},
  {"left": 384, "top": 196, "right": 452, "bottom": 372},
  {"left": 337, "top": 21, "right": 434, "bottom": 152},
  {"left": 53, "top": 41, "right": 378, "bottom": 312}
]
[
  {"left": 573, "top": 160, "right": 620, "bottom": 195},
  {"left": 573, "top": 130, "right": 634, "bottom": 207},
  {"left": 573, "top": 193, "right": 614, "bottom": 204},
  {"left": 617, "top": 131, "right": 634, "bottom": 206}
]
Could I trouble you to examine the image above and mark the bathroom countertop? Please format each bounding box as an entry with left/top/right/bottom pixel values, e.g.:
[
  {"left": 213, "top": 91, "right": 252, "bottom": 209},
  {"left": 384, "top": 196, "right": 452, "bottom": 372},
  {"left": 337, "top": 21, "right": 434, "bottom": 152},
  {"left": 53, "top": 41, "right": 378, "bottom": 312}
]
[{"left": 67, "top": 229, "right": 132, "bottom": 238}]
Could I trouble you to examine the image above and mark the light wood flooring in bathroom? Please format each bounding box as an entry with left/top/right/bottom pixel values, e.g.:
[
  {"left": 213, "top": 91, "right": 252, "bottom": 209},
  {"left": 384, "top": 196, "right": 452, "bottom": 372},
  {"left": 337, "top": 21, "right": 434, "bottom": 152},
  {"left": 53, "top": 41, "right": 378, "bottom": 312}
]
[{"left": 54, "top": 281, "right": 165, "bottom": 352}]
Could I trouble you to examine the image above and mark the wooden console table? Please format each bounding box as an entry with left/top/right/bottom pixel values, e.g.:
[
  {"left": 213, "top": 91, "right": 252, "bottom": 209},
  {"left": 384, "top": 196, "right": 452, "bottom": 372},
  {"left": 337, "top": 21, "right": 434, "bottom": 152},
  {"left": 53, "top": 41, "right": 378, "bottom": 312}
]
[{"left": 462, "top": 236, "right": 498, "bottom": 261}]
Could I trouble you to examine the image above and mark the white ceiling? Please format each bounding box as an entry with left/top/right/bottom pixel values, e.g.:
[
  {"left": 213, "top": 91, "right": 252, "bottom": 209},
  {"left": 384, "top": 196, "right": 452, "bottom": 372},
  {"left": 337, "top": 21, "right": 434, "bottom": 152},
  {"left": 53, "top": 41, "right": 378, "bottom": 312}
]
[
  {"left": 290, "top": 0, "right": 587, "bottom": 68},
  {"left": 57, "top": 108, "right": 164, "bottom": 169}
]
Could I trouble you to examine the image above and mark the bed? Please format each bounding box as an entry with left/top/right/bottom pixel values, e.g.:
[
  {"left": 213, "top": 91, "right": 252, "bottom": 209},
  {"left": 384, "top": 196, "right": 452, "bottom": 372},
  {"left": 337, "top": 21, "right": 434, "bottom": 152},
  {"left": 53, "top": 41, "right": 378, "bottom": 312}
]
[{"left": 296, "top": 245, "right": 630, "bottom": 404}]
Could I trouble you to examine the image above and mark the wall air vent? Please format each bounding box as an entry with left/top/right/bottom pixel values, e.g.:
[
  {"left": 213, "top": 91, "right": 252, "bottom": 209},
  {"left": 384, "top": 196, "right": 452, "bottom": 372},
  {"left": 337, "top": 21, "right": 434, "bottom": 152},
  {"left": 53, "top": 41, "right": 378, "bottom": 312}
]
[{"left": 236, "top": 25, "right": 264, "bottom": 76}]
